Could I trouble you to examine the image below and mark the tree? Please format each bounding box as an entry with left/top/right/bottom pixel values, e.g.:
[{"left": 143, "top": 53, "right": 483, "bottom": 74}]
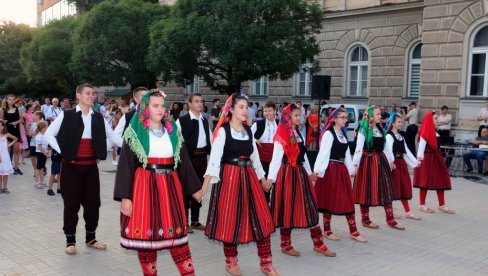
[
  {"left": 20, "top": 17, "right": 80, "bottom": 96},
  {"left": 70, "top": 0, "right": 169, "bottom": 89},
  {"left": 0, "top": 22, "right": 33, "bottom": 94},
  {"left": 148, "top": 0, "right": 322, "bottom": 94}
]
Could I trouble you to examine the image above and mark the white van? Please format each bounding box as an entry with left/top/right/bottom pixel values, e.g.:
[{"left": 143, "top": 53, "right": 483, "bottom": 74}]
[{"left": 320, "top": 104, "right": 366, "bottom": 142}]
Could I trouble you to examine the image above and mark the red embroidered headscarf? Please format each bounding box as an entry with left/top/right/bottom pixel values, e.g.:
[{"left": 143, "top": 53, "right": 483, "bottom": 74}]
[
  {"left": 274, "top": 104, "right": 300, "bottom": 167},
  {"left": 418, "top": 111, "right": 437, "bottom": 149}
]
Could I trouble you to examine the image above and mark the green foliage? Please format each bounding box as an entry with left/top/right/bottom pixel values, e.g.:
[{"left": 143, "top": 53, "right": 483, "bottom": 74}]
[
  {"left": 148, "top": 0, "right": 322, "bottom": 94},
  {"left": 20, "top": 17, "right": 80, "bottom": 96},
  {"left": 0, "top": 22, "right": 33, "bottom": 94},
  {"left": 70, "top": 0, "right": 169, "bottom": 89}
]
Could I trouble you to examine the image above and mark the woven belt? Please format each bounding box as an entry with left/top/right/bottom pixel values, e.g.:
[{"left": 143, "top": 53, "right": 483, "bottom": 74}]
[
  {"left": 330, "top": 158, "right": 345, "bottom": 163},
  {"left": 144, "top": 163, "right": 174, "bottom": 175},
  {"left": 223, "top": 158, "right": 251, "bottom": 167}
]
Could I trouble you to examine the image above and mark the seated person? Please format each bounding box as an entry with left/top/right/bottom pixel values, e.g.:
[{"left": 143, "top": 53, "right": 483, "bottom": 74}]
[{"left": 464, "top": 127, "right": 488, "bottom": 174}]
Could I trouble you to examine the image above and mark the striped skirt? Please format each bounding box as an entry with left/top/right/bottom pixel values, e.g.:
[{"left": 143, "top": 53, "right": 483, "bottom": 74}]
[
  {"left": 270, "top": 163, "right": 319, "bottom": 229},
  {"left": 120, "top": 167, "right": 188, "bottom": 251},
  {"left": 353, "top": 151, "right": 395, "bottom": 206},
  {"left": 205, "top": 164, "right": 275, "bottom": 244},
  {"left": 392, "top": 158, "right": 413, "bottom": 200},
  {"left": 315, "top": 162, "right": 355, "bottom": 215}
]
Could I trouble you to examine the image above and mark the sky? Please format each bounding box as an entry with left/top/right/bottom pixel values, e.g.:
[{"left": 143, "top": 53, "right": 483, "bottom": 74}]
[{"left": 0, "top": 0, "right": 37, "bottom": 26}]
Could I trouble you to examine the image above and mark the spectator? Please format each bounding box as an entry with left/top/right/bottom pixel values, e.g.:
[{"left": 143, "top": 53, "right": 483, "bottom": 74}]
[
  {"left": 464, "top": 127, "right": 488, "bottom": 175},
  {"left": 389, "top": 103, "right": 398, "bottom": 116},
  {"left": 99, "top": 98, "right": 110, "bottom": 117},
  {"left": 0, "top": 120, "right": 17, "bottom": 194},
  {"left": 46, "top": 98, "right": 62, "bottom": 123},
  {"left": 248, "top": 102, "right": 256, "bottom": 124},
  {"left": 91, "top": 92, "right": 101, "bottom": 112},
  {"left": 307, "top": 106, "right": 320, "bottom": 149},
  {"left": 62, "top": 98, "right": 71, "bottom": 111},
  {"left": 1, "top": 95, "right": 23, "bottom": 175},
  {"left": 41, "top": 97, "right": 51, "bottom": 120},
  {"left": 119, "top": 99, "right": 129, "bottom": 114},
  {"left": 405, "top": 102, "right": 419, "bottom": 156},
  {"left": 399, "top": 106, "right": 409, "bottom": 136},
  {"left": 210, "top": 99, "right": 221, "bottom": 131},
  {"left": 476, "top": 98, "right": 488, "bottom": 137},
  {"left": 180, "top": 103, "right": 189, "bottom": 117},
  {"left": 255, "top": 109, "right": 264, "bottom": 121},
  {"left": 380, "top": 106, "right": 390, "bottom": 128},
  {"left": 170, "top": 102, "right": 181, "bottom": 120},
  {"left": 34, "top": 121, "right": 50, "bottom": 189},
  {"left": 437, "top": 106, "right": 452, "bottom": 137}
]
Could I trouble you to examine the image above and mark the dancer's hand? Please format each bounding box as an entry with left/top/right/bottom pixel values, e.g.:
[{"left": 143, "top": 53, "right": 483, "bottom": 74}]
[
  {"left": 256, "top": 139, "right": 262, "bottom": 147},
  {"left": 120, "top": 199, "right": 132, "bottom": 217},
  {"left": 390, "top": 163, "right": 396, "bottom": 170},
  {"left": 262, "top": 179, "right": 272, "bottom": 192},
  {"left": 192, "top": 189, "right": 203, "bottom": 202},
  {"left": 310, "top": 173, "right": 317, "bottom": 182}
]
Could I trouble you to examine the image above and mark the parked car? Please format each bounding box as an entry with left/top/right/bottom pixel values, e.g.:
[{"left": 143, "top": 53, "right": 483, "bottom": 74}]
[{"left": 320, "top": 104, "right": 366, "bottom": 142}]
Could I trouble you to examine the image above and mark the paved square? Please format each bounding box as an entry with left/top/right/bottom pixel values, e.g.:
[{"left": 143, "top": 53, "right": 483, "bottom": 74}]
[{"left": 1, "top": 159, "right": 487, "bottom": 275}]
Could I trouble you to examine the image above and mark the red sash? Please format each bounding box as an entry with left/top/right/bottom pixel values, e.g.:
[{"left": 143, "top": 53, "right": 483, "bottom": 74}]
[
  {"left": 72, "top": 139, "right": 97, "bottom": 165},
  {"left": 258, "top": 143, "right": 274, "bottom": 163}
]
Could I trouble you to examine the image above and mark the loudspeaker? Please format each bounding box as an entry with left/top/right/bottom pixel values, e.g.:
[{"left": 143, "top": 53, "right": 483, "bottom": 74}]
[{"left": 311, "top": 75, "right": 331, "bottom": 100}]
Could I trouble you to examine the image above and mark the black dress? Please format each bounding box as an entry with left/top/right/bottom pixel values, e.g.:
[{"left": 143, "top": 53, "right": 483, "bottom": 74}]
[{"left": 4, "top": 107, "right": 21, "bottom": 141}]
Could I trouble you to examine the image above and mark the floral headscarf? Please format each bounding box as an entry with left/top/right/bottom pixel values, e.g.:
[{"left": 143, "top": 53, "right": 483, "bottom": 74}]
[
  {"left": 274, "top": 104, "right": 300, "bottom": 167},
  {"left": 123, "top": 89, "right": 183, "bottom": 168},
  {"left": 358, "top": 105, "right": 384, "bottom": 148},
  {"left": 318, "top": 108, "right": 339, "bottom": 145}
]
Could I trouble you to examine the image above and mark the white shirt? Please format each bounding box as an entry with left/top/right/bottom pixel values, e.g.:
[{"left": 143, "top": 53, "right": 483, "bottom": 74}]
[
  {"left": 204, "top": 126, "right": 265, "bottom": 184},
  {"left": 251, "top": 119, "right": 277, "bottom": 143},
  {"left": 384, "top": 132, "right": 418, "bottom": 168},
  {"left": 35, "top": 133, "right": 48, "bottom": 153},
  {"left": 41, "top": 104, "right": 51, "bottom": 119},
  {"left": 267, "top": 130, "right": 312, "bottom": 182},
  {"left": 148, "top": 130, "right": 173, "bottom": 157},
  {"left": 478, "top": 107, "right": 488, "bottom": 125},
  {"left": 44, "top": 104, "right": 122, "bottom": 154},
  {"left": 45, "top": 106, "right": 63, "bottom": 121},
  {"left": 437, "top": 113, "right": 452, "bottom": 130},
  {"left": 405, "top": 108, "right": 419, "bottom": 125},
  {"left": 29, "top": 122, "right": 37, "bottom": 147},
  {"left": 176, "top": 110, "right": 211, "bottom": 148},
  {"left": 114, "top": 114, "right": 128, "bottom": 141},
  {"left": 313, "top": 129, "right": 354, "bottom": 177},
  {"left": 353, "top": 130, "right": 389, "bottom": 165}
]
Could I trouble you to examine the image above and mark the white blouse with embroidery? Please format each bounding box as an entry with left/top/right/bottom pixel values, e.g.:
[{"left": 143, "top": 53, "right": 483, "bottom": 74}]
[{"left": 313, "top": 129, "right": 355, "bottom": 177}]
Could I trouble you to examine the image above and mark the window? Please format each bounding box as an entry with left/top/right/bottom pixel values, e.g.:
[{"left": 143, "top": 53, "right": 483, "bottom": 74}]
[
  {"left": 347, "top": 45, "right": 368, "bottom": 96},
  {"left": 296, "top": 60, "right": 313, "bottom": 96},
  {"left": 186, "top": 75, "right": 199, "bottom": 94},
  {"left": 40, "top": 0, "right": 77, "bottom": 26},
  {"left": 253, "top": 76, "right": 268, "bottom": 96},
  {"left": 469, "top": 25, "right": 488, "bottom": 96},
  {"left": 408, "top": 43, "right": 422, "bottom": 98}
]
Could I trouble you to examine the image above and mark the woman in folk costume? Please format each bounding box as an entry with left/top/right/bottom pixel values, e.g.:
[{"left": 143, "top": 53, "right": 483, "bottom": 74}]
[
  {"left": 314, "top": 108, "right": 367, "bottom": 243},
  {"left": 384, "top": 115, "right": 422, "bottom": 220},
  {"left": 200, "top": 93, "right": 278, "bottom": 276},
  {"left": 266, "top": 103, "right": 336, "bottom": 258},
  {"left": 352, "top": 106, "right": 405, "bottom": 230},
  {"left": 413, "top": 111, "right": 455, "bottom": 214},
  {"left": 114, "top": 90, "right": 202, "bottom": 276}
]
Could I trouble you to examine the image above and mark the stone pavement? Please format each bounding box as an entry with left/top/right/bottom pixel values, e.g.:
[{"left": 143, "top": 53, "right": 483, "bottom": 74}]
[{"left": 1, "top": 159, "right": 488, "bottom": 276}]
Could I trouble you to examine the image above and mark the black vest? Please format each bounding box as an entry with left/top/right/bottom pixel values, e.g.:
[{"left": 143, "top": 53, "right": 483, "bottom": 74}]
[
  {"left": 56, "top": 109, "right": 107, "bottom": 161},
  {"left": 283, "top": 130, "right": 306, "bottom": 164},
  {"left": 329, "top": 129, "right": 349, "bottom": 160},
  {"left": 253, "top": 119, "right": 278, "bottom": 140},
  {"left": 388, "top": 131, "right": 406, "bottom": 154},
  {"left": 365, "top": 124, "right": 385, "bottom": 152},
  {"left": 123, "top": 110, "right": 135, "bottom": 133},
  {"left": 222, "top": 123, "right": 253, "bottom": 160},
  {"left": 179, "top": 113, "right": 211, "bottom": 155}
]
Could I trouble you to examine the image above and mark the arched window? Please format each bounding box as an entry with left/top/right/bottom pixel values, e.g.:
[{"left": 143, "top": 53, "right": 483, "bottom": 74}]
[
  {"left": 408, "top": 43, "right": 422, "bottom": 98},
  {"left": 469, "top": 25, "right": 488, "bottom": 96},
  {"left": 347, "top": 45, "right": 368, "bottom": 96}
]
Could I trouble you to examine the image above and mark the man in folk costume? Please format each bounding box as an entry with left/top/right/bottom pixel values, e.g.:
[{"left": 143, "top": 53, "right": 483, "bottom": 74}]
[
  {"left": 114, "top": 90, "right": 201, "bottom": 276},
  {"left": 176, "top": 93, "right": 211, "bottom": 233},
  {"left": 266, "top": 103, "right": 337, "bottom": 257},
  {"left": 251, "top": 101, "right": 278, "bottom": 202},
  {"left": 44, "top": 83, "right": 123, "bottom": 254},
  {"left": 413, "top": 111, "right": 455, "bottom": 214}
]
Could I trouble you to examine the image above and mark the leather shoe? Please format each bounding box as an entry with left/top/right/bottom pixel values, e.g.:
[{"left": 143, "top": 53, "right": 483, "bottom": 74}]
[
  {"left": 313, "top": 246, "right": 336, "bottom": 257},
  {"left": 65, "top": 245, "right": 77, "bottom": 255},
  {"left": 362, "top": 222, "right": 379, "bottom": 229},
  {"left": 281, "top": 247, "right": 300, "bottom": 257}
]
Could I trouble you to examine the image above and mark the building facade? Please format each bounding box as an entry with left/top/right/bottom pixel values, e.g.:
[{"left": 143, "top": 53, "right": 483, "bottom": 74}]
[
  {"left": 37, "top": 0, "right": 76, "bottom": 27},
  {"left": 163, "top": 0, "right": 488, "bottom": 138}
]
